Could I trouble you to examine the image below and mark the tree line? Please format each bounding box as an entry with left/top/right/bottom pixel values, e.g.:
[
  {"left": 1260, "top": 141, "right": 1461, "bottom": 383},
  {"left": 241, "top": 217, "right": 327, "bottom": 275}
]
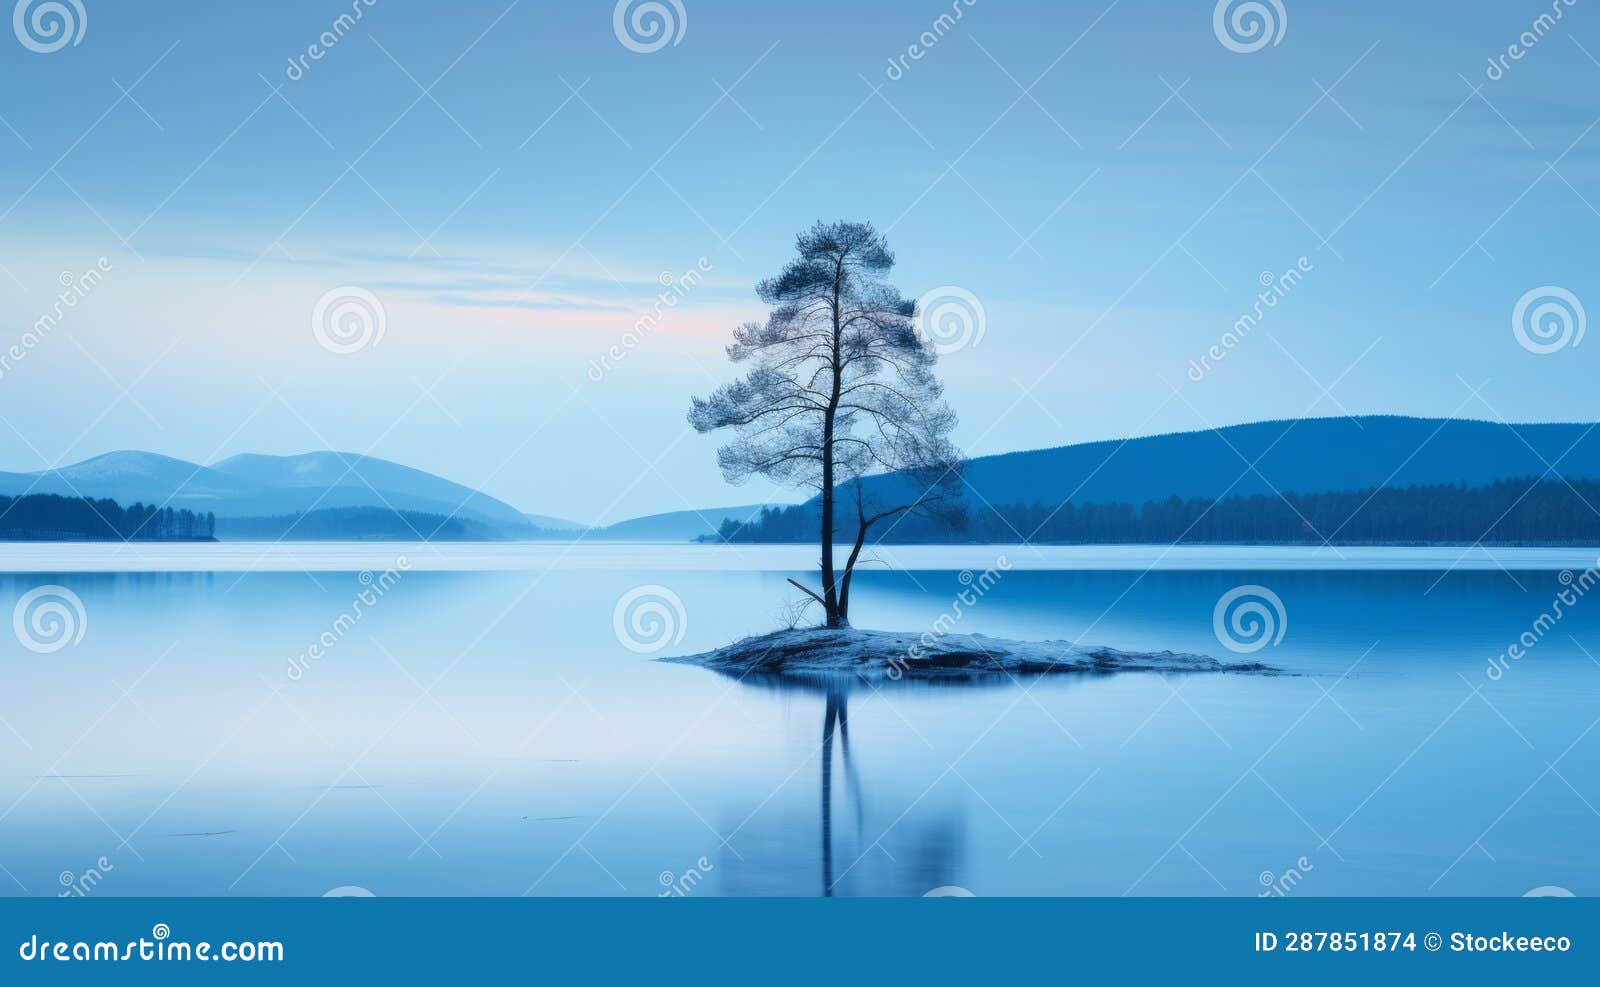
[
  {"left": 714, "top": 477, "right": 1600, "bottom": 545},
  {"left": 0, "top": 494, "right": 216, "bottom": 540}
]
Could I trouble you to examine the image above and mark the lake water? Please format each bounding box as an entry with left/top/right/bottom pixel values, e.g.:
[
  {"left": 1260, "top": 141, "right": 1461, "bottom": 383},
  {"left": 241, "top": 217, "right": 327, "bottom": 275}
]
[{"left": 1, "top": 542, "right": 1597, "bottom": 898}]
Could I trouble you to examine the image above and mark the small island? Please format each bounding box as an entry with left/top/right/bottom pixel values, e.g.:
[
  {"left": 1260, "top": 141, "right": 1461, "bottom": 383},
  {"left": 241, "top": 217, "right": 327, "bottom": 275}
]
[{"left": 663, "top": 627, "right": 1279, "bottom": 681}]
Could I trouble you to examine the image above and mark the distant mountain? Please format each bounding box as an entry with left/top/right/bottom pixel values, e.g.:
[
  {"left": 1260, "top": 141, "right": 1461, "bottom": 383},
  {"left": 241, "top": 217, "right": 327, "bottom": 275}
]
[
  {"left": 0, "top": 450, "right": 573, "bottom": 537},
  {"left": 523, "top": 512, "right": 584, "bottom": 532},
  {"left": 595, "top": 503, "right": 790, "bottom": 541},
  {"left": 837, "top": 416, "right": 1600, "bottom": 518},
  {"left": 215, "top": 507, "right": 519, "bottom": 541}
]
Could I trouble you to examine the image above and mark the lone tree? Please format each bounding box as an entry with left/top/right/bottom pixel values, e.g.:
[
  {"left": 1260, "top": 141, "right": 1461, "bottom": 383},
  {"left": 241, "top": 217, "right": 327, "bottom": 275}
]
[{"left": 689, "top": 221, "right": 964, "bottom": 627}]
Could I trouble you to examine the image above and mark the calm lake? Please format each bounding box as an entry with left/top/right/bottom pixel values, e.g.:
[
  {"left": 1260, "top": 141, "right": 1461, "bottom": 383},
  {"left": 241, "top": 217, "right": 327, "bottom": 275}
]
[{"left": 2, "top": 543, "right": 1597, "bottom": 897}]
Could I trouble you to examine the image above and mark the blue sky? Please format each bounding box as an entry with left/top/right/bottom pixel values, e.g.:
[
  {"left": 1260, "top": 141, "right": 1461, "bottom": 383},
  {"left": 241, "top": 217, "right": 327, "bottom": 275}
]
[{"left": 1, "top": 0, "right": 1597, "bottom": 523}]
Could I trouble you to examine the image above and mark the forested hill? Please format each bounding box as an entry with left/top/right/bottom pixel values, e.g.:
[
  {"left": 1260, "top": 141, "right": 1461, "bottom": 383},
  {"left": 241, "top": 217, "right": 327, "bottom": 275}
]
[
  {"left": 834, "top": 416, "right": 1600, "bottom": 517},
  {"left": 717, "top": 477, "right": 1600, "bottom": 546},
  {"left": 0, "top": 494, "right": 215, "bottom": 541}
]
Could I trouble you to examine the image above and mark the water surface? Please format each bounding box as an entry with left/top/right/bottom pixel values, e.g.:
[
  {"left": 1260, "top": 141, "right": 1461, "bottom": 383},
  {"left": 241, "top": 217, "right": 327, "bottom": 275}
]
[{"left": 0, "top": 544, "right": 1595, "bottom": 897}]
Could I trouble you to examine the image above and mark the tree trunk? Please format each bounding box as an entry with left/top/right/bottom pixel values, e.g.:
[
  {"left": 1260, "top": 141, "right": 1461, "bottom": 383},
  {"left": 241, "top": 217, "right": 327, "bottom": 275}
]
[
  {"left": 837, "top": 512, "right": 870, "bottom": 625},
  {"left": 819, "top": 258, "right": 846, "bottom": 627}
]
